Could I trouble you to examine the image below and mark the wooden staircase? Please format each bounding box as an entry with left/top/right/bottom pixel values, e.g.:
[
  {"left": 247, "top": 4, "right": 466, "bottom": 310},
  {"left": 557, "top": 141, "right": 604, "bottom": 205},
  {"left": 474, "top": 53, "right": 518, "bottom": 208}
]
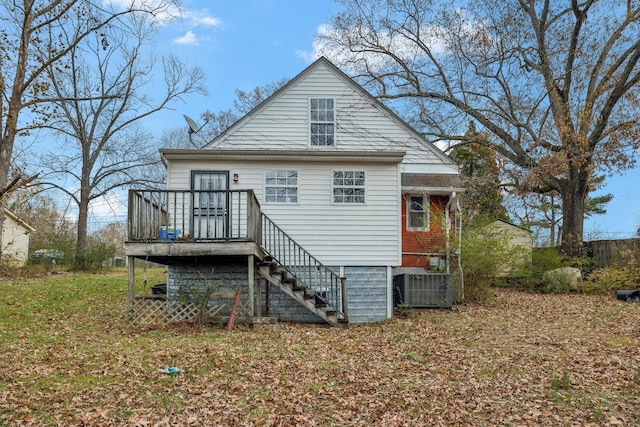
[{"left": 259, "top": 213, "right": 348, "bottom": 327}]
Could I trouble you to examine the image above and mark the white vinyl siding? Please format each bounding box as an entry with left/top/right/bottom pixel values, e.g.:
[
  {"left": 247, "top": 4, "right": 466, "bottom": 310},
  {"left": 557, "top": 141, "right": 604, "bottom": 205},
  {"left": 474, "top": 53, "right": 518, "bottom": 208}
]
[
  {"left": 208, "top": 61, "right": 455, "bottom": 170},
  {"left": 165, "top": 158, "right": 400, "bottom": 266},
  {"left": 265, "top": 170, "right": 298, "bottom": 203}
]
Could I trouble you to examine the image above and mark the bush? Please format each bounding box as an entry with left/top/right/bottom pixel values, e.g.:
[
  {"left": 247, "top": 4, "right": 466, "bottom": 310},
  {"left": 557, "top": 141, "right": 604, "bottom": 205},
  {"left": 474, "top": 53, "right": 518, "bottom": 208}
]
[
  {"left": 583, "top": 247, "right": 640, "bottom": 294},
  {"left": 531, "top": 247, "right": 566, "bottom": 279},
  {"left": 584, "top": 267, "right": 639, "bottom": 294},
  {"left": 73, "top": 240, "right": 116, "bottom": 271},
  {"left": 460, "top": 220, "right": 530, "bottom": 302},
  {"left": 517, "top": 247, "right": 596, "bottom": 294}
]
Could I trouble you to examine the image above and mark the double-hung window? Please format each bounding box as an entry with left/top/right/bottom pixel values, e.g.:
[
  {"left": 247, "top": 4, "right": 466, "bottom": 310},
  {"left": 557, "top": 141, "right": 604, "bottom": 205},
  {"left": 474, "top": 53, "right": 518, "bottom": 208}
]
[
  {"left": 310, "top": 98, "right": 334, "bottom": 146},
  {"left": 265, "top": 170, "right": 298, "bottom": 203},
  {"left": 333, "top": 171, "right": 365, "bottom": 203},
  {"left": 407, "top": 194, "right": 430, "bottom": 230}
]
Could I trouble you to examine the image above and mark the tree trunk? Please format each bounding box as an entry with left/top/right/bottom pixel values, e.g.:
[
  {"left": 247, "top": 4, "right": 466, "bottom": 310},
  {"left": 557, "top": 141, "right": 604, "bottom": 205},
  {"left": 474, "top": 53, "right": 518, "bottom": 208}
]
[
  {"left": 560, "top": 175, "right": 589, "bottom": 257},
  {"left": 0, "top": 208, "right": 5, "bottom": 262},
  {"left": 75, "top": 187, "right": 90, "bottom": 268},
  {"left": 549, "top": 194, "right": 556, "bottom": 247}
]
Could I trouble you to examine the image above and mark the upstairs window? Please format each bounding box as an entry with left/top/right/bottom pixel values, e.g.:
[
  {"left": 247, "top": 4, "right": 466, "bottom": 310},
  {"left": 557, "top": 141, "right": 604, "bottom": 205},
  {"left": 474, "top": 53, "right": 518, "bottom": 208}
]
[
  {"left": 333, "top": 171, "right": 365, "bottom": 203},
  {"left": 407, "top": 195, "right": 430, "bottom": 230},
  {"left": 310, "top": 98, "right": 334, "bottom": 146},
  {"left": 265, "top": 170, "right": 298, "bottom": 203}
]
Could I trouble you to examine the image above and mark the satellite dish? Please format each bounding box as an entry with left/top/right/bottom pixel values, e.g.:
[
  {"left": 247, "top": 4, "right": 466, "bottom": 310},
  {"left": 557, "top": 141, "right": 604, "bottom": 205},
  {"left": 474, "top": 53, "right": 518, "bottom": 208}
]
[
  {"left": 183, "top": 114, "right": 201, "bottom": 134},
  {"left": 183, "top": 114, "right": 208, "bottom": 148}
]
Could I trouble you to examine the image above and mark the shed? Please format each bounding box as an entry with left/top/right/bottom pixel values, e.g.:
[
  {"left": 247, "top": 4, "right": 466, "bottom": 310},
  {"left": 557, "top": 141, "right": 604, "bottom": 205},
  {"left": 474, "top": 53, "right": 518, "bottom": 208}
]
[
  {"left": 1, "top": 209, "right": 35, "bottom": 265},
  {"left": 485, "top": 219, "right": 532, "bottom": 276}
]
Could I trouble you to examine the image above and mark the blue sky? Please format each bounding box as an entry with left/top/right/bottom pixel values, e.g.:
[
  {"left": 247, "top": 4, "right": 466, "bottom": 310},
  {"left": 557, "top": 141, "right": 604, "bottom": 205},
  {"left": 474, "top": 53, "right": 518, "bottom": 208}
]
[
  {"left": 148, "top": 0, "right": 340, "bottom": 125},
  {"left": 97, "top": 0, "right": 640, "bottom": 239}
]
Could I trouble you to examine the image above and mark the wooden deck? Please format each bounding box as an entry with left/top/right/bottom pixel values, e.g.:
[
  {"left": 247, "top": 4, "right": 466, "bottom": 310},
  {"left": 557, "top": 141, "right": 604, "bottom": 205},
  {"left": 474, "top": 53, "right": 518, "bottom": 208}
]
[
  {"left": 125, "top": 189, "right": 347, "bottom": 326},
  {"left": 125, "top": 188, "right": 264, "bottom": 263}
]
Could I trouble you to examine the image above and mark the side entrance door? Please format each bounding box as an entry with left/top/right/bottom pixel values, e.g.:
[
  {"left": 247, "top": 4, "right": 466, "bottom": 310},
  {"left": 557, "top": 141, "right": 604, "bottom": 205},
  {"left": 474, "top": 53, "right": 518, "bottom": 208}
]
[{"left": 191, "top": 171, "right": 229, "bottom": 239}]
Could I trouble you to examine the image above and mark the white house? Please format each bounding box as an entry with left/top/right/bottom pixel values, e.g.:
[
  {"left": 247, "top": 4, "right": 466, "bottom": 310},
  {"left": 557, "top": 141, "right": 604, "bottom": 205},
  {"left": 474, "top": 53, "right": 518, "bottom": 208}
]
[
  {"left": 1, "top": 209, "right": 35, "bottom": 265},
  {"left": 125, "top": 57, "right": 464, "bottom": 326}
]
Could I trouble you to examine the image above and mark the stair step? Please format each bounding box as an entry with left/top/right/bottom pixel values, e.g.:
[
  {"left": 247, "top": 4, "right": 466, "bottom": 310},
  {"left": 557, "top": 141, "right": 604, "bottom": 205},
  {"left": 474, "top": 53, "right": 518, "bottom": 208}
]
[
  {"left": 258, "top": 259, "right": 274, "bottom": 266},
  {"left": 256, "top": 254, "right": 347, "bottom": 327},
  {"left": 270, "top": 271, "right": 287, "bottom": 281}
]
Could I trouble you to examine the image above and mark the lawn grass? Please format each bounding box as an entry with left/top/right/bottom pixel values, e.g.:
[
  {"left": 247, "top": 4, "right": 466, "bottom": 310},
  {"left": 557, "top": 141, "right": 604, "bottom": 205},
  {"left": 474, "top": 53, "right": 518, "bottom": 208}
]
[{"left": 1, "top": 268, "right": 639, "bottom": 426}]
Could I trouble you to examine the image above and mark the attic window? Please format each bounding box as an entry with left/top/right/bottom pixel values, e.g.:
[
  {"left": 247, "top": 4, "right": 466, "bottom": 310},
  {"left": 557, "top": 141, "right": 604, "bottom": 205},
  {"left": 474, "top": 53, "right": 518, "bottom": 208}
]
[{"left": 310, "top": 98, "right": 334, "bottom": 146}]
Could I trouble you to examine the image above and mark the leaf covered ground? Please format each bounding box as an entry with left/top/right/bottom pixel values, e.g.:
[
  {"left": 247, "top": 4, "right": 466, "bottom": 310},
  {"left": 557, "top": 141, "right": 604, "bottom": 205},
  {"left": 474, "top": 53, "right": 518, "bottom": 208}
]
[{"left": 0, "top": 270, "right": 639, "bottom": 426}]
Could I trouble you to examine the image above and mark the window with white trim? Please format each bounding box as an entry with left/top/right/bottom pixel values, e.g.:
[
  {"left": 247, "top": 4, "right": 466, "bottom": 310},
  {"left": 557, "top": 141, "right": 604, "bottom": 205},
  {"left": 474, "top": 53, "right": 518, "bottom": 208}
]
[
  {"left": 333, "top": 171, "right": 365, "bottom": 203},
  {"left": 407, "top": 194, "right": 430, "bottom": 230},
  {"left": 310, "top": 98, "right": 334, "bottom": 146},
  {"left": 265, "top": 170, "right": 298, "bottom": 203}
]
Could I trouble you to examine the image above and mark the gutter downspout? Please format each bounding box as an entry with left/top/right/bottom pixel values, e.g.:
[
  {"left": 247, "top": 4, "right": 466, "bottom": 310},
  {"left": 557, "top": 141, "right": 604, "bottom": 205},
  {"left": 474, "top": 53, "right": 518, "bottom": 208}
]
[
  {"left": 456, "top": 198, "right": 463, "bottom": 301},
  {"left": 444, "top": 192, "right": 457, "bottom": 274},
  {"left": 445, "top": 192, "right": 464, "bottom": 301}
]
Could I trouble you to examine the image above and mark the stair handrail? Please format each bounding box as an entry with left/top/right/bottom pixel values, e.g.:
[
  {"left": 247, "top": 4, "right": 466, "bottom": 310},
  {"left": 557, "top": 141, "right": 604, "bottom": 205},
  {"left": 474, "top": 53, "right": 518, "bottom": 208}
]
[{"left": 260, "top": 212, "right": 347, "bottom": 321}]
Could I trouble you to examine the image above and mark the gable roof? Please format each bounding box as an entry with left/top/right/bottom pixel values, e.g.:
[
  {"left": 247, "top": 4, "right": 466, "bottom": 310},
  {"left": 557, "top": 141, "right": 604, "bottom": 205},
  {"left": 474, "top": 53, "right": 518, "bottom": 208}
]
[
  {"left": 489, "top": 218, "right": 532, "bottom": 234},
  {"left": 3, "top": 209, "right": 35, "bottom": 233},
  {"left": 203, "top": 57, "right": 456, "bottom": 166}
]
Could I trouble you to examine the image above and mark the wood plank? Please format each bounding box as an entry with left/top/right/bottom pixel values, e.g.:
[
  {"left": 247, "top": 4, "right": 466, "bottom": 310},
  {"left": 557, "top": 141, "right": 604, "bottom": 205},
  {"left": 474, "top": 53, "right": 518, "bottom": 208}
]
[{"left": 124, "top": 241, "right": 264, "bottom": 259}]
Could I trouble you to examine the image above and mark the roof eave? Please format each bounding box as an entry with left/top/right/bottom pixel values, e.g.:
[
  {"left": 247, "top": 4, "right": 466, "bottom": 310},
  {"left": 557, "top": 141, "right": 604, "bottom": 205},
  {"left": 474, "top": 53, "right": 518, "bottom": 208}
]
[
  {"left": 401, "top": 186, "right": 466, "bottom": 194},
  {"left": 161, "top": 149, "right": 406, "bottom": 163}
]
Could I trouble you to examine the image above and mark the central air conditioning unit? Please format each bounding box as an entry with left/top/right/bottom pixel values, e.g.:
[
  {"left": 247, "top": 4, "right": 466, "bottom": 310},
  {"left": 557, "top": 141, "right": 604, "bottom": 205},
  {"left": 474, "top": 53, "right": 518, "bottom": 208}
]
[{"left": 394, "top": 273, "right": 453, "bottom": 309}]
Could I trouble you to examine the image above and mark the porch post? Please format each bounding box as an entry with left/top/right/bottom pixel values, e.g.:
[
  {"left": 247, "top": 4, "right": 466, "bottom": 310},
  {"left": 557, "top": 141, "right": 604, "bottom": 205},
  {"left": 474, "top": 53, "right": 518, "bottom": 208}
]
[{"left": 248, "top": 255, "right": 255, "bottom": 318}]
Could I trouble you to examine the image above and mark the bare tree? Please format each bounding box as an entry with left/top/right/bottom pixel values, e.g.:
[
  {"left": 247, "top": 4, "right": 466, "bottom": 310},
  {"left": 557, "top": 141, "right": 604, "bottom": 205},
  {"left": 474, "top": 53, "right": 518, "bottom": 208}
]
[
  {"left": 319, "top": 0, "right": 640, "bottom": 256},
  {"left": 37, "top": 11, "right": 206, "bottom": 267},
  {"left": 0, "top": 0, "right": 181, "bottom": 264}
]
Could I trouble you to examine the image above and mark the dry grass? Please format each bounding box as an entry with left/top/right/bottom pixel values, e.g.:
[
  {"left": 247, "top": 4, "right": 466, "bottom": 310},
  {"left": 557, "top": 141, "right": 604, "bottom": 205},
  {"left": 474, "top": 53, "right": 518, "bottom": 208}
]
[{"left": 0, "top": 269, "right": 639, "bottom": 426}]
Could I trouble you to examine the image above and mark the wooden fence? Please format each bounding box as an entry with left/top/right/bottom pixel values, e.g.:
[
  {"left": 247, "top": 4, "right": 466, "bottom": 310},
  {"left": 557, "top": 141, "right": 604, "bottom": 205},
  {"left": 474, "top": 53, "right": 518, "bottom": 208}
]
[{"left": 586, "top": 238, "right": 640, "bottom": 268}]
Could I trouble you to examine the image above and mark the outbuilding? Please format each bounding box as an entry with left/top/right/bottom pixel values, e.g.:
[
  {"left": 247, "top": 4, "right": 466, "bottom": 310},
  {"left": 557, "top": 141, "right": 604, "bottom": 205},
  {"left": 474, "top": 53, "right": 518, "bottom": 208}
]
[{"left": 1, "top": 209, "right": 35, "bottom": 265}]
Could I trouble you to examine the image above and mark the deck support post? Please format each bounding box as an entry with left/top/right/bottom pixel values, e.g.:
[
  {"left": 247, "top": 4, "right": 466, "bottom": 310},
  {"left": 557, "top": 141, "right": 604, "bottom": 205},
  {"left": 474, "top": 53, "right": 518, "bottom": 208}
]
[
  {"left": 340, "top": 276, "right": 348, "bottom": 324},
  {"left": 127, "top": 256, "right": 135, "bottom": 308},
  {"left": 248, "top": 255, "right": 255, "bottom": 318},
  {"left": 256, "top": 274, "right": 262, "bottom": 318},
  {"left": 265, "top": 279, "right": 270, "bottom": 316}
]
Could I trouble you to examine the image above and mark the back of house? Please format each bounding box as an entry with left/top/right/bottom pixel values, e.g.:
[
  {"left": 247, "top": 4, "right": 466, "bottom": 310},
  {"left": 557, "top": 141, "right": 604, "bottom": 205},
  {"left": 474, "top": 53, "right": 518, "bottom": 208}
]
[{"left": 135, "top": 57, "right": 463, "bottom": 325}]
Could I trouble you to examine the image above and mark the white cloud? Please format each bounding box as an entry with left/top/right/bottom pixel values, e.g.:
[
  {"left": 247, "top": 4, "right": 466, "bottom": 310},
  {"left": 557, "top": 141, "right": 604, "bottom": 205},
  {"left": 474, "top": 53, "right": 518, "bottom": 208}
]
[
  {"left": 174, "top": 30, "right": 199, "bottom": 45},
  {"left": 105, "top": 0, "right": 182, "bottom": 23},
  {"left": 178, "top": 9, "right": 223, "bottom": 29},
  {"left": 300, "top": 22, "right": 448, "bottom": 71},
  {"left": 191, "top": 14, "right": 222, "bottom": 28},
  {"left": 169, "top": 9, "right": 221, "bottom": 45},
  {"left": 90, "top": 192, "right": 126, "bottom": 220}
]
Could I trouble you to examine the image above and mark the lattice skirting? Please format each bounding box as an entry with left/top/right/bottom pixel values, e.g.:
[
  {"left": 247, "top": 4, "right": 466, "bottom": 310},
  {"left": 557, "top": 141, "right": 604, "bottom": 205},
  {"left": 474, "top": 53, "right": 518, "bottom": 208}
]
[{"left": 128, "top": 297, "right": 251, "bottom": 327}]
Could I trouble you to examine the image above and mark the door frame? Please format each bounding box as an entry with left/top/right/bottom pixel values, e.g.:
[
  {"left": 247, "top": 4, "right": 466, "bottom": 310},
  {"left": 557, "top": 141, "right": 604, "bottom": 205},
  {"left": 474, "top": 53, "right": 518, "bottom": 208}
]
[{"left": 191, "top": 170, "right": 230, "bottom": 238}]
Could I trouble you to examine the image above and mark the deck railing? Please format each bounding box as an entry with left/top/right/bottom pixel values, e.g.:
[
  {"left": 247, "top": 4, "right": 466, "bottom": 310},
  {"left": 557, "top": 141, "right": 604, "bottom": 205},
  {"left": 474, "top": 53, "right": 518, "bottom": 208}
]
[
  {"left": 128, "top": 189, "right": 261, "bottom": 241},
  {"left": 261, "top": 213, "right": 348, "bottom": 322}
]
